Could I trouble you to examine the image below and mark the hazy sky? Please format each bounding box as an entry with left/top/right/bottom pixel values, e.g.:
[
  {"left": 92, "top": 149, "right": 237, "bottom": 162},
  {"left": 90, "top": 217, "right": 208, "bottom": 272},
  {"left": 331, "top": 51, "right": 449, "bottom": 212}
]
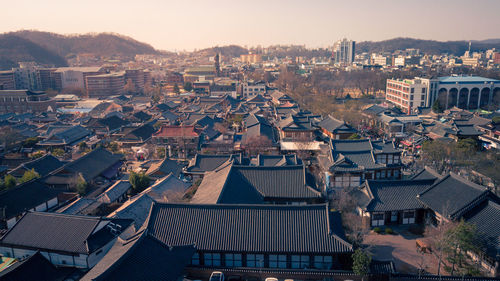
[{"left": 2, "top": 0, "right": 499, "bottom": 51}]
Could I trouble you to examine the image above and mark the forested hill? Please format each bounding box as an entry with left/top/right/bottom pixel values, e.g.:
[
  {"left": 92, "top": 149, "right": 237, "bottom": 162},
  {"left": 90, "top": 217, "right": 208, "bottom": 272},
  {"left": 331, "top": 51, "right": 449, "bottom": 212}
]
[{"left": 356, "top": 37, "right": 500, "bottom": 55}]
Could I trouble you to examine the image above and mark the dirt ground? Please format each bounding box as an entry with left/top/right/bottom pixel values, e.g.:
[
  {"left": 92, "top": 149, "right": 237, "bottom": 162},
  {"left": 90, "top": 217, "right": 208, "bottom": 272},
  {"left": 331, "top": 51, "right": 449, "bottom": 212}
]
[{"left": 364, "top": 227, "right": 440, "bottom": 274}]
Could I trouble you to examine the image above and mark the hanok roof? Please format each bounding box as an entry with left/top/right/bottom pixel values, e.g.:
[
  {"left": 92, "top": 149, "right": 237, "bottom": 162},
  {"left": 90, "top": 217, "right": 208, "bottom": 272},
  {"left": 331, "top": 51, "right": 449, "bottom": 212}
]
[
  {"left": 9, "top": 154, "right": 64, "bottom": 178},
  {"left": 0, "top": 212, "right": 132, "bottom": 254},
  {"left": 98, "top": 180, "right": 131, "bottom": 204},
  {"left": 359, "top": 179, "right": 436, "bottom": 212},
  {"left": 146, "top": 158, "right": 186, "bottom": 178},
  {"left": 417, "top": 173, "right": 490, "bottom": 219},
  {"left": 132, "top": 111, "right": 152, "bottom": 122},
  {"left": 108, "top": 193, "right": 155, "bottom": 231},
  {"left": 0, "top": 180, "right": 63, "bottom": 221},
  {"left": 329, "top": 139, "right": 401, "bottom": 172},
  {"left": 143, "top": 174, "right": 190, "bottom": 202},
  {"left": 0, "top": 251, "right": 69, "bottom": 281},
  {"left": 251, "top": 154, "right": 302, "bottom": 166},
  {"left": 245, "top": 113, "right": 271, "bottom": 128},
  {"left": 39, "top": 125, "right": 91, "bottom": 146},
  {"left": 52, "top": 147, "right": 123, "bottom": 182},
  {"left": 146, "top": 203, "right": 352, "bottom": 254},
  {"left": 318, "top": 115, "right": 357, "bottom": 134},
  {"left": 185, "top": 154, "right": 247, "bottom": 174},
  {"left": 411, "top": 167, "right": 443, "bottom": 181},
  {"left": 154, "top": 125, "right": 199, "bottom": 138},
  {"left": 81, "top": 231, "right": 195, "bottom": 281},
  {"left": 119, "top": 124, "right": 156, "bottom": 142},
  {"left": 191, "top": 163, "right": 321, "bottom": 204},
  {"left": 463, "top": 200, "right": 500, "bottom": 260}
]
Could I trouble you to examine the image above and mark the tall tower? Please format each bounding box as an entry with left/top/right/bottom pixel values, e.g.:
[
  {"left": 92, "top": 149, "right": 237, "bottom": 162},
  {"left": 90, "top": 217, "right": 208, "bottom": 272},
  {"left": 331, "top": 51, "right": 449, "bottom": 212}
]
[
  {"left": 214, "top": 53, "right": 221, "bottom": 77},
  {"left": 332, "top": 39, "right": 355, "bottom": 65}
]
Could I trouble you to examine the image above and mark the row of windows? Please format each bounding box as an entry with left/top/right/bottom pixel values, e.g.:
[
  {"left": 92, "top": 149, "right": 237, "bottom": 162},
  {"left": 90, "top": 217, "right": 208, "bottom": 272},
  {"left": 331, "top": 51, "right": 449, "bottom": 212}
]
[{"left": 192, "top": 253, "right": 334, "bottom": 270}]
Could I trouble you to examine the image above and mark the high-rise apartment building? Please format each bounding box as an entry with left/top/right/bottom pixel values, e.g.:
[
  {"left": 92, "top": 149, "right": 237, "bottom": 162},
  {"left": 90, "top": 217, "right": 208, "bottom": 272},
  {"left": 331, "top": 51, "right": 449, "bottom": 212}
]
[{"left": 332, "top": 38, "right": 355, "bottom": 65}]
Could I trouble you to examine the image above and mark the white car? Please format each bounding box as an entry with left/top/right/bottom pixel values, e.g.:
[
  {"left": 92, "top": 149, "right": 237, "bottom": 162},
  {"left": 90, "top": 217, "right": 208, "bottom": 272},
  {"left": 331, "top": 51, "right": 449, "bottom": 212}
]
[
  {"left": 209, "top": 271, "right": 224, "bottom": 281},
  {"left": 265, "top": 278, "right": 278, "bottom": 281}
]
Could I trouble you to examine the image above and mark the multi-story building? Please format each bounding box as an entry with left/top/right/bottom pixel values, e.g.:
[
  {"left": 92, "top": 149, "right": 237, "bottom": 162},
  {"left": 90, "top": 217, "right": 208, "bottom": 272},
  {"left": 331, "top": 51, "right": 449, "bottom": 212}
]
[
  {"left": 85, "top": 72, "right": 125, "bottom": 98},
  {"left": 0, "top": 90, "right": 55, "bottom": 114},
  {"left": 124, "top": 69, "right": 151, "bottom": 93},
  {"left": 386, "top": 78, "right": 434, "bottom": 114},
  {"left": 183, "top": 66, "right": 216, "bottom": 83},
  {"left": 332, "top": 38, "right": 355, "bottom": 65},
  {"left": 37, "top": 68, "right": 57, "bottom": 90},
  {"left": 240, "top": 53, "right": 262, "bottom": 64},
  {"left": 13, "top": 62, "right": 42, "bottom": 90},
  {"left": 386, "top": 75, "right": 500, "bottom": 113},
  {"left": 0, "top": 70, "right": 15, "bottom": 90},
  {"left": 53, "top": 67, "right": 104, "bottom": 91},
  {"left": 241, "top": 81, "right": 266, "bottom": 98},
  {"left": 371, "top": 54, "right": 390, "bottom": 66}
]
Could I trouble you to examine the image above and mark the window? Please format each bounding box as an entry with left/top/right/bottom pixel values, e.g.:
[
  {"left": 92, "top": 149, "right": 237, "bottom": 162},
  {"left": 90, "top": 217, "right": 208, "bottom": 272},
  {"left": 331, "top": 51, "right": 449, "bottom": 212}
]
[
  {"left": 246, "top": 254, "right": 264, "bottom": 268},
  {"left": 391, "top": 211, "right": 398, "bottom": 222},
  {"left": 380, "top": 170, "right": 386, "bottom": 178},
  {"left": 314, "top": 256, "right": 332, "bottom": 269},
  {"left": 394, "top": 155, "right": 400, "bottom": 163},
  {"left": 372, "top": 212, "right": 384, "bottom": 226},
  {"left": 192, "top": 253, "right": 200, "bottom": 265},
  {"left": 403, "top": 211, "right": 415, "bottom": 224},
  {"left": 291, "top": 255, "right": 309, "bottom": 269},
  {"left": 387, "top": 155, "right": 393, "bottom": 164},
  {"left": 422, "top": 88, "right": 426, "bottom": 93},
  {"left": 225, "top": 253, "right": 242, "bottom": 267},
  {"left": 269, "top": 254, "right": 287, "bottom": 268},
  {"left": 410, "top": 88, "right": 414, "bottom": 93},
  {"left": 394, "top": 170, "right": 400, "bottom": 178},
  {"left": 204, "top": 253, "right": 221, "bottom": 266}
]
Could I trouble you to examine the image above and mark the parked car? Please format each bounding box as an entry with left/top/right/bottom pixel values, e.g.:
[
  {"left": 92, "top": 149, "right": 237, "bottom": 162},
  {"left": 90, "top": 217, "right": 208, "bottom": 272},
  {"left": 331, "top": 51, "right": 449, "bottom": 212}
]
[
  {"left": 265, "top": 278, "right": 278, "bottom": 281},
  {"left": 209, "top": 271, "right": 225, "bottom": 281}
]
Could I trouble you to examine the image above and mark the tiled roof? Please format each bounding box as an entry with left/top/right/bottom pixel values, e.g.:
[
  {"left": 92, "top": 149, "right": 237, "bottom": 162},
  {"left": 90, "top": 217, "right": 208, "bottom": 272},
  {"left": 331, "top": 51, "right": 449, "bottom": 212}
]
[
  {"left": 146, "top": 158, "right": 186, "bottom": 178},
  {"left": 108, "top": 193, "right": 155, "bottom": 231},
  {"left": 0, "top": 212, "right": 131, "bottom": 254},
  {"left": 192, "top": 164, "right": 321, "bottom": 204},
  {"left": 0, "top": 251, "right": 65, "bottom": 281},
  {"left": 0, "top": 180, "right": 63, "bottom": 220},
  {"left": 154, "top": 125, "right": 199, "bottom": 138},
  {"left": 9, "top": 154, "right": 64, "bottom": 178},
  {"left": 59, "top": 147, "right": 123, "bottom": 182},
  {"left": 362, "top": 179, "right": 436, "bottom": 212},
  {"left": 252, "top": 154, "right": 302, "bottom": 166},
  {"left": 147, "top": 203, "right": 352, "bottom": 253},
  {"left": 81, "top": 231, "right": 195, "bottom": 281},
  {"left": 411, "top": 167, "right": 443, "bottom": 181},
  {"left": 417, "top": 173, "right": 490, "bottom": 219},
  {"left": 463, "top": 200, "right": 500, "bottom": 259},
  {"left": 318, "top": 115, "right": 356, "bottom": 134},
  {"left": 185, "top": 154, "right": 245, "bottom": 173}
]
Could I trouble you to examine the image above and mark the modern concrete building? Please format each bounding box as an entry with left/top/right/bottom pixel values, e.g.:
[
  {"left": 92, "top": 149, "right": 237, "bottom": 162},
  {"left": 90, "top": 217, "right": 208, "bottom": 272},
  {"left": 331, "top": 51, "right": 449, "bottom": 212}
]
[
  {"left": 0, "top": 70, "right": 15, "bottom": 90},
  {"left": 386, "top": 75, "right": 500, "bottom": 114},
  {"left": 124, "top": 69, "right": 151, "bottom": 93},
  {"left": 0, "top": 90, "right": 55, "bottom": 114},
  {"left": 53, "top": 67, "right": 104, "bottom": 91},
  {"left": 85, "top": 72, "right": 125, "bottom": 98},
  {"left": 332, "top": 38, "right": 355, "bottom": 65}
]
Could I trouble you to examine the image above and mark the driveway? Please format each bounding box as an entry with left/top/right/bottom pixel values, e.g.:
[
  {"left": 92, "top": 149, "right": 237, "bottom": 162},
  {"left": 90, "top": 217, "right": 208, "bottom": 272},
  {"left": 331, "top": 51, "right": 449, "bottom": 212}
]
[{"left": 364, "top": 227, "right": 440, "bottom": 274}]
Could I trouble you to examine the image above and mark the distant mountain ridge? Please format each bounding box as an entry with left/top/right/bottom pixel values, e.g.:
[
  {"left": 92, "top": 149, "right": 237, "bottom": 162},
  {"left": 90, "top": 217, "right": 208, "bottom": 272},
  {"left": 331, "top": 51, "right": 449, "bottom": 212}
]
[
  {"left": 10, "top": 30, "right": 159, "bottom": 58},
  {"left": 0, "top": 34, "right": 68, "bottom": 69},
  {"left": 0, "top": 30, "right": 160, "bottom": 69},
  {"left": 356, "top": 37, "right": 500, "bottom": 55}
]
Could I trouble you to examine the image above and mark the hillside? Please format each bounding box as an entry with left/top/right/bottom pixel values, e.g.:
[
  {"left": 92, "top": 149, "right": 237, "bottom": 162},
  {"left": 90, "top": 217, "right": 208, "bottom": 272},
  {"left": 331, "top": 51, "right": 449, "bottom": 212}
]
[
  {"left": 9, "top": 30, "right": 159, "bottom": 58},
  {"left": 0, "top": 34, "right": 67, "bottom": 69},
  {"left": 195, "top": 45, "right": 249, "bottom": 58},
  {"left": 356, "top": 37, "right": 500, "bottom": 55}
]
